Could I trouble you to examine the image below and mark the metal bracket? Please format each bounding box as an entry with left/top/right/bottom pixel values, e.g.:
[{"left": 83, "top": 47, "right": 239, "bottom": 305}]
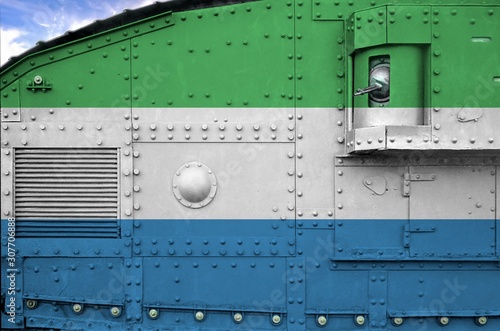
[
  {"left": 402, "top": 172, "right": 436, "bottom": 197},
  {"left": 26, "top": 75, "right": 52, "bottom": 93}
]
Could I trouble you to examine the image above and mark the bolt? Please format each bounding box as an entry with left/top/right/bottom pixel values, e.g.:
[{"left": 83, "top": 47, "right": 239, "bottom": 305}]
[
  {"left": 72, "top": 303, "right": 83, "bottom": 314},
  {"left": 317, "top": 315, "right": 327, "bottom": 326},
  {"left": 195, "top": 311, "right": 205, "bottom": 321},
  {"left": 26, "top": 300, "right": 37, "bottom": 309},
  {"left": 233, "top": 312, "right": 243, "bottom": 323},
  {"left": 148, "top": 309, "right": 159, "bottom": 319},
  {"left": 110, "top": 307, "right": 121, "bottom": 317},
  {"left": 438, "top": 316, "right": 449, "bottom": 325},
  {"left": 392, "top": 317, "right": 404, "bottom": 326},
  {"left": 476, "top": 316, "right": 488, "bottom": 325},
  {"left": 355, "top": 315, "right": 365, "bottom": 326}
]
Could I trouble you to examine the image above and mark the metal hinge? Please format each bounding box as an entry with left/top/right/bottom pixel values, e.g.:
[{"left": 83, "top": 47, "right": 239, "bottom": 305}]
[{"left": 402, "top": 172, "right": 436, "bottom": 197}]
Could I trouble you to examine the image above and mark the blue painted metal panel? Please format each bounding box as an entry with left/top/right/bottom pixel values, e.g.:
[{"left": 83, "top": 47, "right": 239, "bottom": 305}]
[
  {"left": 334, "top": 220, "right": 407, "bottom": 259},
  {"left": 23, "top": 257, "right": 125, "bottom": 305},
  {"left": 408, "top": 220, "right": 496, "bottom": 258},
  {"left": 388, "top": 269, "right": 500, "bottom": 317},
  {"left": 142, "top": 257, "right": 287, "bottom": 311}
]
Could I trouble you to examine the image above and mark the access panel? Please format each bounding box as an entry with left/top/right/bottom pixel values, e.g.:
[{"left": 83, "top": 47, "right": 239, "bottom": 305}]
[{"left": 409, "top": 166, "right": 496, "bottom": 258}]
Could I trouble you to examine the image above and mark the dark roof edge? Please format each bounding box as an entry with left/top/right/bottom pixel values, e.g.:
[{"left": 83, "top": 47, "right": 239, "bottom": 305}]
[{"left": 0, "top": 0, "right": 258, "bottom": 72}]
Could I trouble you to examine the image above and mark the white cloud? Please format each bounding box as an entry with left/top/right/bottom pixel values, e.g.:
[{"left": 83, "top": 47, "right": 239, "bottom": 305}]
[{"left": 0, "top": 28, "right": 31, "bottom": 66}]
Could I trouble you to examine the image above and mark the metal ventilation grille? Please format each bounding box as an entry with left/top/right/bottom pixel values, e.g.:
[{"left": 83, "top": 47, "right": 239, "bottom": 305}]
[{"left": 14, "top": 148, "right": 119, "bottom": 238}]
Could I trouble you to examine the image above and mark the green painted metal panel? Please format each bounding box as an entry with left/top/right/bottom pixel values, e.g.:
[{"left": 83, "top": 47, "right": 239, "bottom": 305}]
[
  {"left": 346, "top": 7, "right": 387, "bottom": 53},
  {"left": 0, "top": 12, "right": 174, "bottom": 92},
  {"left": 19, "top": 42, "right": 131, "bottom": 108},
  {"left": 431, "top": 6, "right": 500, "bottom": 108},
  {"left": 387, "top": 6, "right": 432, "bottom": 44},
  {"left": 0, "top": 81, "right": 19, "bottom": 109},
  {"left": 312, "top": 0, "right": 500, "bottom": 21},
  {"left": 131, "top": 2, "right": 294, "bottom": 108},
  {"left": 1, "top": 1, "right": 499, "bottom": 110},
  {"left": 296, "top": 0, "right": 345, "bottom": 108}
]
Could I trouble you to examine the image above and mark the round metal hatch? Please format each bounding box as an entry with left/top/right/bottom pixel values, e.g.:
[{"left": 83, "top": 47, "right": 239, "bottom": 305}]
[{"left": 172, "top": 162, "right": 217, "bottom": 209}]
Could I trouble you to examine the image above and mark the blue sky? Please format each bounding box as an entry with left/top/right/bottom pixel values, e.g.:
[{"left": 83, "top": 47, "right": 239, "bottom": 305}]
[{"left": 0, "top": 0, "right": 161, "bottom": 66}]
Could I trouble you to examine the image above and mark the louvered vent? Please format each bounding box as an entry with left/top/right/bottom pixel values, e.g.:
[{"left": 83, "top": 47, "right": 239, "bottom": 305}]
[{"left": 14, "top": 148, "right": 119, "bottom": 238}]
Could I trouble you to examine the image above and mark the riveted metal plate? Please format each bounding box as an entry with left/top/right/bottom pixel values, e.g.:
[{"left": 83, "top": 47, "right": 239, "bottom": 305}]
[
  {"left": 136, "top": 234, "right": 293, "bottom": 257},
  {"left": 1, "top": 81, "right": 21, "bottom": 121},
  {"left": 130, "top": 5, "right": 294, "bottom": 109},
  {"left": 133, "top": 142, "right": 295, "bottom": 219},
  {"left": 409, "top": 166, "right": 495, "bottom": 219},
  {"left": 409, "top": 166, "right": 496, "bottom": 258},
  {"left": 334, "top": 220, "right": 407, "bottom": 259},
  {"left": 296, "top": 108, "right": 340, "bottom": 218},
  {"left": 308, "top": 268, "right": 369, "bottom": 311},
  {"left": 388, "top": 270, "right": 500, "bottom": 316},
  {"left": 431, "top": 6, "right": 500, "bottom": 111},
  {"left": 346, "top": 126, "right": 386, "bottom": 153},
  {"left": 131, "top": 107, "right": 294, "bottom": 143},
  {"left": 497, "top": 166, "right": 500, "bottom": 257},
  {"left": 0, "top": 148, "right": 13, "bottom": 218},
  {"left": 1, "top": 108, "right": 132, "bottom": 148},
  {"left": 23, "top": 257, "right": 125, "bottom": 304},
  {"left": 18, "top": 41, "right": 131, "bottom": 109},
  {"left": 353, "top": 108, "right": 425, "bottom": 129},
  {"left": 1, "top": 107, "right": 21, "bottom": 122},
  {"left": 387, "top": 6, "right": 432, "bottom": 44},
  {"left": 346, "top": 7, "right": 387, "bottom": 53},
  {"left": 431, "top": 108, "right": 500, "bottom": 149},
  {"left": 335, "top": 166, "right": 408, "bottom": 219},
  {"left": 142, "top": 257, "right": 286, "bottom": 311}
]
